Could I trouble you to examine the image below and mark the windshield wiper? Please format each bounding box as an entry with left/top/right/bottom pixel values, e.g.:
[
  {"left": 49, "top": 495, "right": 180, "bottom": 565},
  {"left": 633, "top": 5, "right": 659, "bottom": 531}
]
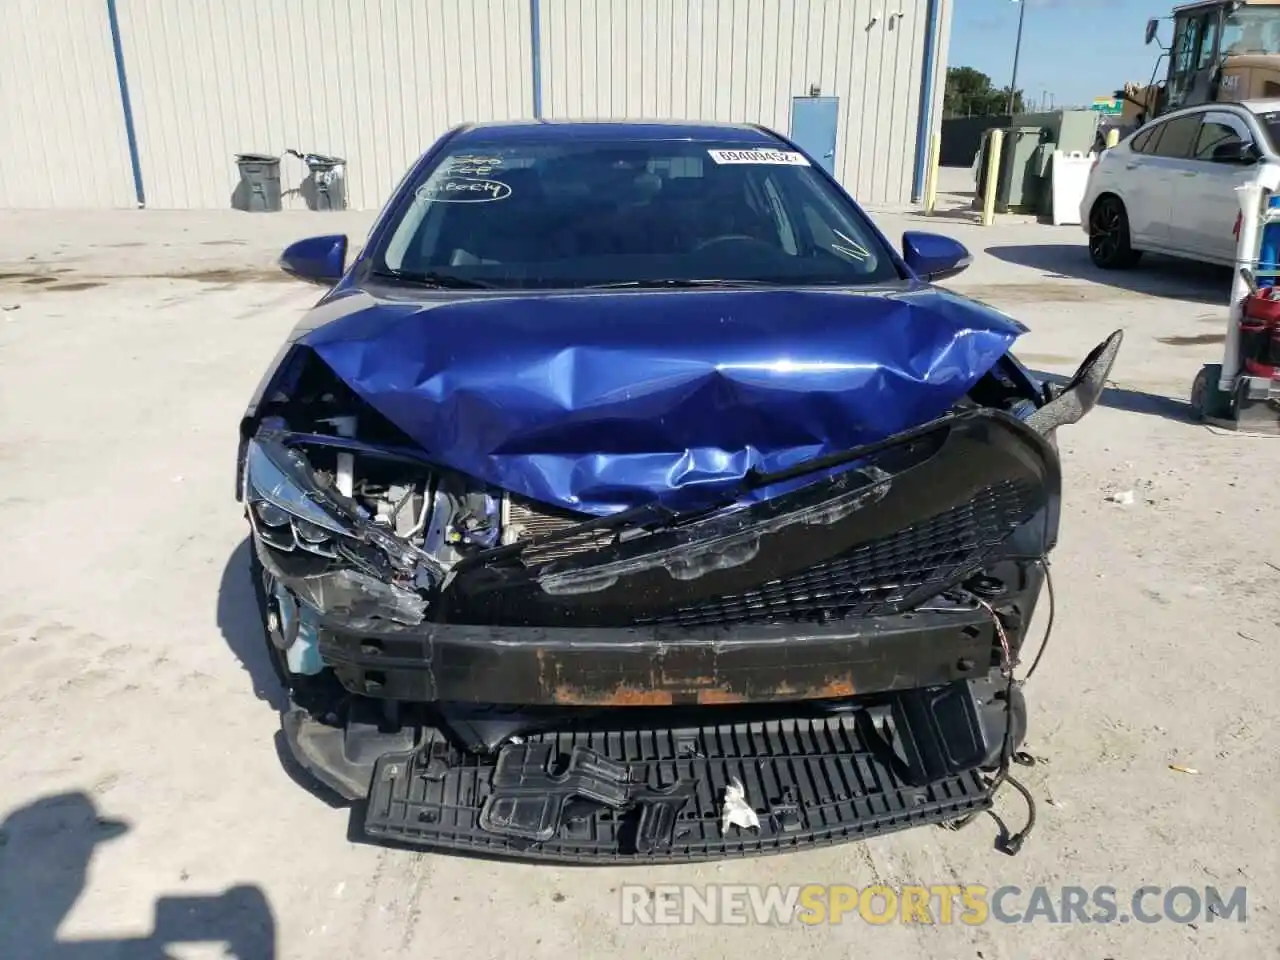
[
  {"left": 584, "top": 278, "right": 781, "bottom": 290},
  {"left": 371, "top": 268, "right": 493, "bottom": 289}
]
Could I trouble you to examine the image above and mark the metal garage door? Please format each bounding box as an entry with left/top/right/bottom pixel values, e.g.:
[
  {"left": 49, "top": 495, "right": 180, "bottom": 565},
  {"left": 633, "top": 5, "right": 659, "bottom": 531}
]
[
  {"left": 114, "top": 0, "right": 533, "bottom": 210},
  {"left": 537, "top": 0, "right": 933, "bottom": 205},
  {"left": 0, "top": 0, "right": 136, "bottom": 209}
]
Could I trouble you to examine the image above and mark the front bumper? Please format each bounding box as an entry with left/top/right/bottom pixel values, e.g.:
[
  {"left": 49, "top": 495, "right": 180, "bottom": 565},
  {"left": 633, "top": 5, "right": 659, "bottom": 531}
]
[
  {"left": 284, "top": 560, "right": 1039, "bottom": 794},
  {"left": 261, "top": 411, "right": 1057, "bottom": 708},
  {"left": 260, "top": 410, "right": 1053, "bottom": 860}
]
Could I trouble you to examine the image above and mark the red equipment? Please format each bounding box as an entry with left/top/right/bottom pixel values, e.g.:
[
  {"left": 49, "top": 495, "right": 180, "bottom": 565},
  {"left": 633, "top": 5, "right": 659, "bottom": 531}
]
[{"left": 1240, "top": 288, "right": 1280, "bottom": 378}]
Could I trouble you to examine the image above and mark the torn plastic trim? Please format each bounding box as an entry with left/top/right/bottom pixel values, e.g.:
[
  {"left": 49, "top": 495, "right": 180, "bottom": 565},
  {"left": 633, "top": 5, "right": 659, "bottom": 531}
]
[
  {"left": 287, "top": 568, "right": 427, "bottom": 629},
  {"left": 253, "top": 535, "right": 428, "bottom": 629},
  {"left": 1023, "top": 330, "right": 1124, "bottom": 435},
  {"left": 536, "top": 474, "right": 894, "bottom": 595},
  {"left": 436, "top": 412, "right": 1056, "bottom": 630},
  {"left": 515, "top": 411, "right": 1046, "bottom": 597},
  {"left": 457, "top": 414, "right": 960, "bottom": 574},
  {"left": 276, "top": 430, "right": 444, "bottom": 470}
]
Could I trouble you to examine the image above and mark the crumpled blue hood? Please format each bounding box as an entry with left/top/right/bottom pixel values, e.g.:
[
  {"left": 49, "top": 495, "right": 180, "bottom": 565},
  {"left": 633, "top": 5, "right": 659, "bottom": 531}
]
[{"left": 297, "top": 286, "right": 1024, "bottom": 515}]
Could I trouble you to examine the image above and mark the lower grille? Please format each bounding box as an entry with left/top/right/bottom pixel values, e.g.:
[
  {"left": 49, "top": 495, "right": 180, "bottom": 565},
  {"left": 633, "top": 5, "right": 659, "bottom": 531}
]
[
  {"left": 362, "top": 714, "right": 991, "bottom": 863},
  {"left": 636, "top": 480, "right": 1038, "bottom": 628}
]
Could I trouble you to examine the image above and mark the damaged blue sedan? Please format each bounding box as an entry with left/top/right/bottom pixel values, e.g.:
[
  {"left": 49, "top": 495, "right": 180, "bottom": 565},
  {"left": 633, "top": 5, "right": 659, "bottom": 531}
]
[{"left": 237, "top": 120, "right": 1120, "bottom": 862}]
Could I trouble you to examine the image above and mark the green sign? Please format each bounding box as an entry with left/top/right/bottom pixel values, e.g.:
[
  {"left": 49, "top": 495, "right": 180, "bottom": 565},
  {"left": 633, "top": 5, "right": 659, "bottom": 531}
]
[{"left": 1091, "top": 98, "right": 1123, "bottom": 115}]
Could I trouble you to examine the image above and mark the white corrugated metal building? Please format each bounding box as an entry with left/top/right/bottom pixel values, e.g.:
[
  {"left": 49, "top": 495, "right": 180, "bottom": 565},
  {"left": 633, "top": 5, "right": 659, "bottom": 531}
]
[{"left": 0, "top": 0, "right": 952, "bottom": 210}]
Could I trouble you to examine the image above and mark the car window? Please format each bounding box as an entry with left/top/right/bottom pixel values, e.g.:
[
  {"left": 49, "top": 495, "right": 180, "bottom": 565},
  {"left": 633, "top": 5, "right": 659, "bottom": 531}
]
[
  {"left": 1254, "top": 109, "right": 1280, "bottom": 153},
  {"left": 1193, "top": 111, "right": 1255, "bottom": 160},
  {"left": 1130, "top": 124, "right": 1161, "bottom": 154},
  {"left": 376, "top": 140, "right": 900, "bottom": 289},
  {"left": 1151, "top": 115, "right": 1203, "bottom": 158}
]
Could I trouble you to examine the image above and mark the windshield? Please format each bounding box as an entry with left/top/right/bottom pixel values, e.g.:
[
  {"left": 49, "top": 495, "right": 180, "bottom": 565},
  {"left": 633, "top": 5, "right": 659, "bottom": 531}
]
[
  {"left": 1254, "top": 108, "right": 1280, "bottom": 150},
  {"left": 374, "top": 139, "right": 900, "bottom": 290},
  {"left": 1223, "top": 7, "right": 1280, "bottom": 55}
]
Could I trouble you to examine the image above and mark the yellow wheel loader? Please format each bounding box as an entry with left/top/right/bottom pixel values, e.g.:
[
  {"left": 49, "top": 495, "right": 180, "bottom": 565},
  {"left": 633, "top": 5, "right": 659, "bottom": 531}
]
[{"left": 1125, "top": 0, "right": 1280, "bottom": 123}]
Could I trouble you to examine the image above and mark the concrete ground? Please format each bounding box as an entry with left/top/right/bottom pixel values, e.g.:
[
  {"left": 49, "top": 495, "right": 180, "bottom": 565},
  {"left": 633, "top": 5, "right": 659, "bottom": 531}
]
[{"left": 1, "top": 172, "right": 1277, "bottom": 958}]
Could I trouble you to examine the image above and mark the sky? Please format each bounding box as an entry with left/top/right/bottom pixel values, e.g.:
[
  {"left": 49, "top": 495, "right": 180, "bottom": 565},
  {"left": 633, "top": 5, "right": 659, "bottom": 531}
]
[{"left": 948, "top": 0, "right": 1177, "bottom": 108}]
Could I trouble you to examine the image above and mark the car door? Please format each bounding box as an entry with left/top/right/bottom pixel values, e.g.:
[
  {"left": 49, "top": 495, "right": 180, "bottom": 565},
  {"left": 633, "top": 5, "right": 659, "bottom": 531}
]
[
  {"left": 1115, "top": 119, "right": 1178, "bottom": 247},
  {"left": 1185, "top": 110, "right": 1263, "bottom": 262},
  {"left": 1143, "top": 112, "right": 1207, "bottom": 253}
]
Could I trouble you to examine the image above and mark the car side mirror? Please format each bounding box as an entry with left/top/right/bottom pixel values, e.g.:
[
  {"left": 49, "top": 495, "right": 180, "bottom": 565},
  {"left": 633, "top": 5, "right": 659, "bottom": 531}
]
[
  {"left": 1145, "top": 18, "right": 1160, "bottom": 46},
  {"left": 902, "top": 231, "right": 972, "bottom": 282},
  {"left": 1212, "top": 141, "right": 1258, "bottom": 164},
  {"left": 280, "top": 235, "right": 348, "bottom": 285}
]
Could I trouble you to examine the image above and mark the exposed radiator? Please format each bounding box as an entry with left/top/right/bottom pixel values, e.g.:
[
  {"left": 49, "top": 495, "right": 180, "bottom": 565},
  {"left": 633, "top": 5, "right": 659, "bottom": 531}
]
[{"left": 505, "top": 496, "right": 616, "bottom": 564}]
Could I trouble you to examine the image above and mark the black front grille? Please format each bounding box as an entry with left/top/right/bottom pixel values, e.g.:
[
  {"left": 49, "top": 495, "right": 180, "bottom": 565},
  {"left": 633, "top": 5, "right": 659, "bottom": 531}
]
[{"left": 636, "top": 480, "right": 1037, "bottom": 628}]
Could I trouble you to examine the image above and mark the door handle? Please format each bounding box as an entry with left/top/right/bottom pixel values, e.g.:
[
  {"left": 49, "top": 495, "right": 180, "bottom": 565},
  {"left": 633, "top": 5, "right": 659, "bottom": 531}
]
[
  {"left": 1180, "top": 171, "right": 1198, "bottom": 177},
  {"left": 1125, "top": 162, "right": 1140, "bottom": 170}
]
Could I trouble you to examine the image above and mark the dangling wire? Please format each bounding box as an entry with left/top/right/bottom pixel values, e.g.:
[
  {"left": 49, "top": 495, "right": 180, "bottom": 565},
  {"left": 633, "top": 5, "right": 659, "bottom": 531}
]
[
  {"left": 1023, "top": 558, "right": 1055, "bottom": 682},
  {"left": 948, "top": 557, "right": 1055, "bottom": 854}
]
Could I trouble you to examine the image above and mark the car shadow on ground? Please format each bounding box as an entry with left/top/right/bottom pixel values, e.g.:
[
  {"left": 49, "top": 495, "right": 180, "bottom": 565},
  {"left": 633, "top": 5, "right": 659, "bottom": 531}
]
[
  {"left": 216, "top": 539, "right": 349, "bottom": 811},
  {"left": 0, "top": 791, "right": 277, "bottom": 958},
  {"left": 216, "top": 538, "right": 287, "bottom": 713},
  {"left": 1034, "top": 369, "right": 1197, "bottom": 423},
  {"left": 985, "top": 243, "right": 1231, "bottom": 305},
  {"left": 897, "top": 192, "right": 986, "bottom": 225}
]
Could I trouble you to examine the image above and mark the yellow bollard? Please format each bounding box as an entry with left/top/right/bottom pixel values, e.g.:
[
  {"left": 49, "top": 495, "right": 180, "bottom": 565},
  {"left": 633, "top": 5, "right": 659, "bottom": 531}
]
[
  {"left": 982, "top": 129, "right": 1004, "bottom": 226},
  {"left": 1105, "top": 127, "right": 1120, "bottom": 148},
  {"left": 923, "top": 130, "right": 942, "bottom": 215}
]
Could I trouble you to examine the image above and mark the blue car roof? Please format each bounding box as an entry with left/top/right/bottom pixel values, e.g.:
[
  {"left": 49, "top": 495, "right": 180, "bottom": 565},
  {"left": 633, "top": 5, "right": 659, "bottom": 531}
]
[{"left": 447, "top": 119, "right": 783, "bottom": 146}]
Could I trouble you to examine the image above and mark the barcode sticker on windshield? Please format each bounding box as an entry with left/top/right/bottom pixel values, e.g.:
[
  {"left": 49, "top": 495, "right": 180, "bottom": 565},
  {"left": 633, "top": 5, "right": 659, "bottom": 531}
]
[{"left": 707, "top": 149, "right": 811, "bottom": 166}]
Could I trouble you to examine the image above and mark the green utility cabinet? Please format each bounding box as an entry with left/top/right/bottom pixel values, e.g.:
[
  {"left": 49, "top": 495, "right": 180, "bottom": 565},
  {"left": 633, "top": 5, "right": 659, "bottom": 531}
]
[
  {"left": 999, "top": 125, "right": 1048, "bottom": 213},
  {"left": 1014, "top": 109, "right": 1099, "bottom": 155},
  {"left": 974, "top": 109, "right": 1100, "bottom": 216},
  {"left": 974, "top": 125, "right": 1045, "bottom": 214}
]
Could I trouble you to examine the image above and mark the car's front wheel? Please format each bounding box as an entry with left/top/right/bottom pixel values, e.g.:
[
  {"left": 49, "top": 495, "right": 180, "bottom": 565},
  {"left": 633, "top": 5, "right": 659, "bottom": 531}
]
[{"left": 1088, "top": 195, "right": 1142, "bottom": 270}]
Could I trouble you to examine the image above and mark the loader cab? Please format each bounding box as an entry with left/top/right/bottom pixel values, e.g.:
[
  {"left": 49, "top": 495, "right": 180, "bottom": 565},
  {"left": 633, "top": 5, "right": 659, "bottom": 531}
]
[
  {"left": 1152, "top": 1, "right": 1280, "bottom": 113},
  {"left": 1218, "top": 1, "right": 1280, "bottom": 98},
  {"left": 1164, "top": 3, "right": 1226, "bottom": 109}
]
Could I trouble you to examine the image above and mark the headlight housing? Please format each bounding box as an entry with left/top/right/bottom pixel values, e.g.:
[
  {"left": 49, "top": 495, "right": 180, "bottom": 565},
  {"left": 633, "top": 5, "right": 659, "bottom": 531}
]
[{"left": 243, "top": 438, "right": 352, "bottom": 559}]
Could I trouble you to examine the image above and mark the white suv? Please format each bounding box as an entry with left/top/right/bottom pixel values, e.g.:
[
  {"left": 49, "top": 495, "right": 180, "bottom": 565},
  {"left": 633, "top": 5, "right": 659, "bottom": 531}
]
[{"left": 1080, "top": 99, "right": 1280, "bottom": 269}]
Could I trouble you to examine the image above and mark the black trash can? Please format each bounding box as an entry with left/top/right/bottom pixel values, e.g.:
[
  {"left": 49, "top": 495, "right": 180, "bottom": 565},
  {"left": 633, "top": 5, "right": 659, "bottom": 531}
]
[
  {"left": 234, "top": 153, "right": 282, "bottom": 212},
  {"left": 289, "top": 150, "right": 347, "bottom": 211}
]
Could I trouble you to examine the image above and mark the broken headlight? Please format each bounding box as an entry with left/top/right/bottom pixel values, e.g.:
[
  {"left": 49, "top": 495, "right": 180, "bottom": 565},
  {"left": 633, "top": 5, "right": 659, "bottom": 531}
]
[{"left": 244, "top": 438, "right": 351, "bottom": 558}]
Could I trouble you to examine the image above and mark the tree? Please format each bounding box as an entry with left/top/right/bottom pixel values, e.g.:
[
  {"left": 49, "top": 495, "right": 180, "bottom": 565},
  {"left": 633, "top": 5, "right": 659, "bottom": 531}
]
[{"left": 944, "top": 66, "right": 1025, "bottom": 117}]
